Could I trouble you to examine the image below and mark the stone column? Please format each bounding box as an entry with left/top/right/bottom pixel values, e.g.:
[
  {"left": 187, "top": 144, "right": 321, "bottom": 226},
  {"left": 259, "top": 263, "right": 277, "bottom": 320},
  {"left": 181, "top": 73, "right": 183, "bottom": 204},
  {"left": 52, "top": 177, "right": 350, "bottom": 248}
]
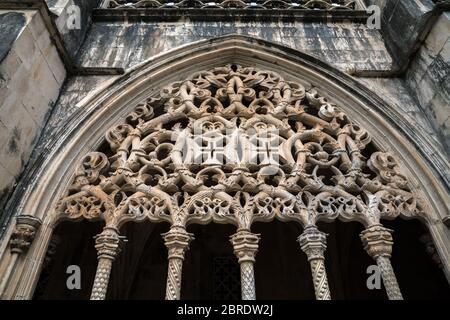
[
  {"left": 162, "top": 226, "right": 194, "bottom": 300},
  {"left": 0, "top": 215, "right": 41, "bottom": 298},
  {"left": 298, "top": 226, "right": 331, "bottom": 300},
  {"left": 230, "top": 229, "right": 260, "bottom": 300},
  {"left": 90, "top": 227, "right": 126, "bottom": 300},
  {"left": 360, "top": 224, "right": 403, "bottom": 300}
]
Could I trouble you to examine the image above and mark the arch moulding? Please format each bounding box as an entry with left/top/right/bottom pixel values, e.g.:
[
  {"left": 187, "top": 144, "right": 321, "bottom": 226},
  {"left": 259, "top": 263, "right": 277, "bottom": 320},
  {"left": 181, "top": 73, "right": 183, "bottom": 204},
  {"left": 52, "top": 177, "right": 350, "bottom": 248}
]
[{"left": 0, "top": 35, "right": 449, "bottom": 300}]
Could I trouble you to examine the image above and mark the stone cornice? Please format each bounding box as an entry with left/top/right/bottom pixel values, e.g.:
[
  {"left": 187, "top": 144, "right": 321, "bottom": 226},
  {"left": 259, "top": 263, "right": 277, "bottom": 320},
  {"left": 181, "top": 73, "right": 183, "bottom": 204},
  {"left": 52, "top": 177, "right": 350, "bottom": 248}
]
[{"left": 92, "top": 7, "right": 371, "bottom": 23}]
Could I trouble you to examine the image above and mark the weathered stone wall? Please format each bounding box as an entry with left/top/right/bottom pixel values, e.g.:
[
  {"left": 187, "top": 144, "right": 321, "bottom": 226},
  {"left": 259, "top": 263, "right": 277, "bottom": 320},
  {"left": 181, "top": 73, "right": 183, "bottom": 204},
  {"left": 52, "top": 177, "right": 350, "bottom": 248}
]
[
  {"left": 358, "top": 77, "right": 445, "bottom": 150},
  {"left": 362, "top": 0, "right": 449, "bottom": 155},
  {"left": 406, "top": 11, "right": 450, "bottom": 154},
  {"left": 0, "top": 9, "right": 66, "bottom": 211},
  {"left": 364, "top": 0, "right": 437, "bottom": 67},
  {"left": 76, "top": 20, "right": 393, "bottom": 72},
  {"left": 46, "top": 0, "right": 101, "bottom": 60}
]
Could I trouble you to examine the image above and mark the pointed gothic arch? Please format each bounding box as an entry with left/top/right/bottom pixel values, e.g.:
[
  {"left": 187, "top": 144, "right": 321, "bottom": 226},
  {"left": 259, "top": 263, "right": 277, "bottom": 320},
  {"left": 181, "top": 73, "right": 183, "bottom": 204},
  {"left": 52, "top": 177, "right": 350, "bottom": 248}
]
[{"left": 0, "top": 35, "right": 449, "bottom": 300}]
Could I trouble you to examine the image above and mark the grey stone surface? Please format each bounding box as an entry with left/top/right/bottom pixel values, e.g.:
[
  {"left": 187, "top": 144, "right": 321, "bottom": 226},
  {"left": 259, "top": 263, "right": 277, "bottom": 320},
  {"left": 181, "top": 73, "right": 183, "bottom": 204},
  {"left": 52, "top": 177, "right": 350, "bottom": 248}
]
[
  {"left": 0, "top": 10, "right": 66, "bottom": 214},
  {"left": 0, "top": 12, "right": 26, "bottom": 63},
  {"left": 358, "top": 77, "right": 446, "bottom": 153},
  {"left": 46, "top": 0, "right": 102, "bottom": 60},
  {"left": 46, "top": 75, "right": 112, "bottom": 130},
  {"left": 76, "top": 20, "right": 394, "bottom": 72},
  {"left": 406, "top": 11, "right": 450, "bottom": 155},
  {"left": 379, "top": 0, "right": 435, "bottom": 66}
]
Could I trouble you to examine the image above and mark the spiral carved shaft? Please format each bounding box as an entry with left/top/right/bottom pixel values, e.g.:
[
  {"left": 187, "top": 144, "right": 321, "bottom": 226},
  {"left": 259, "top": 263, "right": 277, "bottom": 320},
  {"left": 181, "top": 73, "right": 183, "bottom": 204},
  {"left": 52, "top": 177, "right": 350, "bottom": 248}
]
[
  {"left": 90, "top": 227, "right": 126, "bottom": 300},
  {"left": 165, "top": 257, "right": 183, "bottom": 300},
  {"left": 309, "top": 258, "right": 331, "bottom": 300},
  {"left": 230, "top": 230, "right": 260, "bottom": 300},
  {"left": 298, "top": 226, "right": 331, "bottom": 300},
  {"left": 162, "top": 227, "right": 194, "bottom": 300},
  {"left": 376, "top": 256, "right": 403, "bottom": 300},
  {"left": 360, "top": 225, "right": 403, "bottom": 300}
]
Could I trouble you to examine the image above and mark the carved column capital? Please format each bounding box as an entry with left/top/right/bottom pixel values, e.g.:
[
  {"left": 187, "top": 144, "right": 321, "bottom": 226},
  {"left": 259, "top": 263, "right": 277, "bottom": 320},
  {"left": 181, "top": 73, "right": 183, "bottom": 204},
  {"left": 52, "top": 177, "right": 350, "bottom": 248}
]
[
  {"left": 162, "top": 227, "right": 194, "bottom": 300},
  {"left": 90, "top": 227, "right": 126, "bottom": 300},
  {"left": 298, "top": 226, "right": 327, "bottom": 261},
  {"left": 230, "top": 229, "right": 261, "bottom": 263},
  {"left": 94, "top": 227, "right": 126, "bottom": 260},
  {"left": 360, "top": 224, "right": 394, "bottom": 259},
  {"left": 298, "top": 226, "right": 331, "bottom": 300},
  {"left": 10, "top": 215, "right": 42, "bottom": 254},
  {"left": 230, "top": 229, "right": 260, "bottom": 300},
  {"left": 360, "top": 224, "right": 403, "bottom": 300},
  {"left": 162, "top": 227, "right": 194, "bottom": 260}
]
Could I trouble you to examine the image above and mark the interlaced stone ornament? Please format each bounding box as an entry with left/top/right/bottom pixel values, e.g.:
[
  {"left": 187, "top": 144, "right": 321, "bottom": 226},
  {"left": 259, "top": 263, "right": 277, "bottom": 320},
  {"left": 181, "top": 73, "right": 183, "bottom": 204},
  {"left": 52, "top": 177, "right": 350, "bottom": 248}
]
[
  {"left": 106, "top": 0, "right": 357, "bottom": 10},
  {"left": 56, "top": 64, "right": 424, "bottom": 230}
]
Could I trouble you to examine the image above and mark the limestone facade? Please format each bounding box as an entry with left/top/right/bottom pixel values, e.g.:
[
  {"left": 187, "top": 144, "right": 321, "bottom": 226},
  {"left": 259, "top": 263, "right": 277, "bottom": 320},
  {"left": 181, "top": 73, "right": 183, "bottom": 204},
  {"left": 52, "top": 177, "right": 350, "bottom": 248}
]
[{"left": 0, "top": 0, "right": 449, "bottom": 300}]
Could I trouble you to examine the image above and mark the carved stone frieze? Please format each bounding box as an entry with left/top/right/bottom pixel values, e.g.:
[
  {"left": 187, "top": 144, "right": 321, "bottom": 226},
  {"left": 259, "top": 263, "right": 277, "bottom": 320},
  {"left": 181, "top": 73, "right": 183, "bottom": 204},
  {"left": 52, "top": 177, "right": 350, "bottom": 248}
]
[{"left": 106, "top": 0, "right": 357, "bottom": 10}]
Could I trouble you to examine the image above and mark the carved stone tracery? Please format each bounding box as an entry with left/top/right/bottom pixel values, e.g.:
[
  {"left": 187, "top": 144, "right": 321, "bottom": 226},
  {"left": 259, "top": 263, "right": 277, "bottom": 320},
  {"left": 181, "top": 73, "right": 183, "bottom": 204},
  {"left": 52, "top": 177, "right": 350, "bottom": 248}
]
[
  {"left": 54, "top": 64, "right": 425, "bottom": 300},
  {"left": 56, "top": 64, "right": 424, "bottom": 230}
]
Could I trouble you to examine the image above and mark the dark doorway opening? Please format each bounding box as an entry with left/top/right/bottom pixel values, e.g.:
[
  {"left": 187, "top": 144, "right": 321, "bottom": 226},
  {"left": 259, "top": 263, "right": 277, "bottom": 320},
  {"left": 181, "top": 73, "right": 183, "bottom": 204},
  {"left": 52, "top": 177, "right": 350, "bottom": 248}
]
[
  {"left": 182, "top": 223, "right": 239, "bottom": 300},
  {"left": 383, "top": 218, "right": 450, "bottom": 299},
  {"left": 107, "top": 221, "right": 170, "bottom": 299},
  {"left": 33, "top": 220, "right": 102, "bottom": 300},
  {"left": 252, "top": 220, "right": 315, "bottom": 299},
  {"left": 317, "top": 218, "right": 450, "bottom": 299}
]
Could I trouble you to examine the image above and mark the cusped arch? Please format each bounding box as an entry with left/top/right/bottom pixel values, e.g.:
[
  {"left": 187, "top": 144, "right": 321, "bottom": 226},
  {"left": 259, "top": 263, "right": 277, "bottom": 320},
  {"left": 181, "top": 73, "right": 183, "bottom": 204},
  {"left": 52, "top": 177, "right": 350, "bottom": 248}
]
[{"left": 1, "top": 35, "right": 449, "bottom": 300}]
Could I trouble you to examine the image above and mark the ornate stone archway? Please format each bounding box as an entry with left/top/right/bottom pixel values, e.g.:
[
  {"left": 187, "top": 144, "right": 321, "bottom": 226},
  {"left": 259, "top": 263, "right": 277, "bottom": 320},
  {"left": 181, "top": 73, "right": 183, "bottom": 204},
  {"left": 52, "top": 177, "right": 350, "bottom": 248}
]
[
  {"left": 57, "top": 63, "right": 419, "bottom": 300},
  {"left": 0, "top": 35, "right": 448, "bottom": 300}
]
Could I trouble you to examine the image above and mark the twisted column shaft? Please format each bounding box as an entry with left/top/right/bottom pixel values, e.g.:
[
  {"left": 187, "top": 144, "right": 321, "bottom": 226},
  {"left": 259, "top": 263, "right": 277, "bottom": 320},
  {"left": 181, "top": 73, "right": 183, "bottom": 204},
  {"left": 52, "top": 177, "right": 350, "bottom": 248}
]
[
  {"left": 230, "top": 230, "right": 260, "bottom": 300},
  {"left": 298, "top": 226, "right": 331, "bottom": 300},
  {"left": 162, "top": 227, "right": 194, "bottom": 300},
  {"left": 239, "top": 261, "right": 256, "bottom": 300},
  {"left": 90, "top": 227, "right": 126, "bottom": 300},
  {"left": 360, "top": 224, "right": 403, "bottom": 300}
]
